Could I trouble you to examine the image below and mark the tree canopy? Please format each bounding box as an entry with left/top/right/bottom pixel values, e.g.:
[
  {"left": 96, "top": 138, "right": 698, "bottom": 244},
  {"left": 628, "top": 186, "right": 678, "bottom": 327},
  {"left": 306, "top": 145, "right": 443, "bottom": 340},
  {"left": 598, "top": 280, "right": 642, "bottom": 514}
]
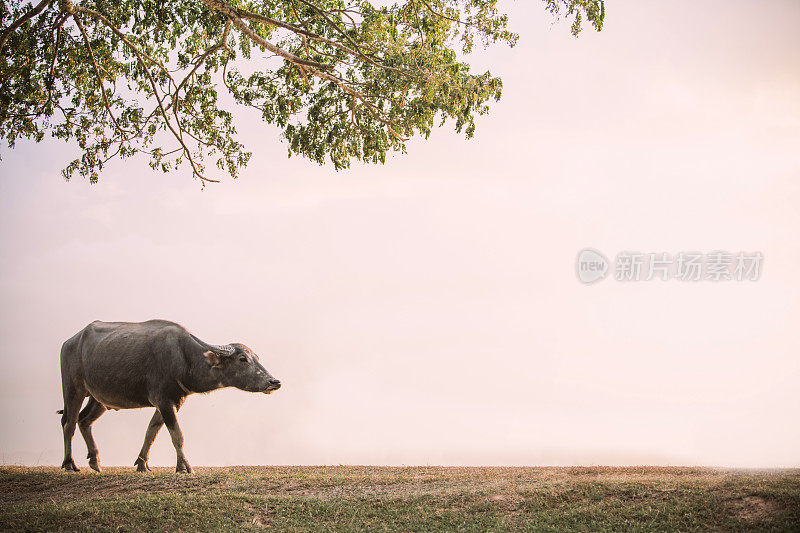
[{"left": 0, "top": 0, "right": 604, "bottom": 183}]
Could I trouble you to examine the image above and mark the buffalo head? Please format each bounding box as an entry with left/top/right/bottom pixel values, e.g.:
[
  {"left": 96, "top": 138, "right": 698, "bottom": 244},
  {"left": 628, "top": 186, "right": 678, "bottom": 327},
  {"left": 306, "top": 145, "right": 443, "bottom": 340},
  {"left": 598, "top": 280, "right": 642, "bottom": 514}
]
[{"left": 203, "top": 343, "right": 281, "bottom": 394}]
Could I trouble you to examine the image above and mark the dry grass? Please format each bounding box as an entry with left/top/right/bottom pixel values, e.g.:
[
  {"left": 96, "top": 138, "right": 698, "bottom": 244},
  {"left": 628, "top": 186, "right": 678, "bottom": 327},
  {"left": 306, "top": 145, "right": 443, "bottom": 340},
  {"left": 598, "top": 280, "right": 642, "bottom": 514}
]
[{"left": 1, "top": 466, "right": 799, "bottom": 531}]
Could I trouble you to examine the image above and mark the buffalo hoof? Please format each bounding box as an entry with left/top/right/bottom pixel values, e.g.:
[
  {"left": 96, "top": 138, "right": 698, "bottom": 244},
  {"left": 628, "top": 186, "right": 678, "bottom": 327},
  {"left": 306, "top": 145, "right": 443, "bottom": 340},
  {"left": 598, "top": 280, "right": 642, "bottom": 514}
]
[
  {"left": 134, "top": 458, "right": 151, "bottom": 472},
  {"left": 61, "top": 459, "right": 79, "bottom": 472},
  {"left": 89, "top": 459, "right": 101, "bottom": 473}
]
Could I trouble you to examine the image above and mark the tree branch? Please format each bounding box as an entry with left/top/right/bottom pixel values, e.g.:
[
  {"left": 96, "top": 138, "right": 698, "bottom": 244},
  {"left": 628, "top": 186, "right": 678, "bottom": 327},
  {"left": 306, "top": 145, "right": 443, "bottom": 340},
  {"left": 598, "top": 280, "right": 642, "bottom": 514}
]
[
  {"left": 200, "top": 0, "right": 408, "bottom": 141},
  {"left": 241, "top": 4, "right": 414, "bottom": 79},
  {"left": 198, "top": 0, "right": 332, "bottom": 71},
  {"left": 72, "top": 13, "right": 127, "bottom": 134},
  {"left": 65, "top": 1, "right": 217, "bottom": 183},
  {"left": 0, "top": 0, "right": 53, "bottom": 50},
  {"left": 173, "top": 19, "right": 231, "bottom": 111}
]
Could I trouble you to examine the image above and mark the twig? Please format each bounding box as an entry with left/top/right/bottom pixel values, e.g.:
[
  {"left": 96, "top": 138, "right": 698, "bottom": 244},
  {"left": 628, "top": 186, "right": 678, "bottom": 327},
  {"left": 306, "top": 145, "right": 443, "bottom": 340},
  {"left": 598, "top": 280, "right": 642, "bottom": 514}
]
[
  {"left": 73, "top": 13, "right": 128, "bottom": 134},
  {"left": 0, "top": 0, "right": 54, "bottom": 50}
]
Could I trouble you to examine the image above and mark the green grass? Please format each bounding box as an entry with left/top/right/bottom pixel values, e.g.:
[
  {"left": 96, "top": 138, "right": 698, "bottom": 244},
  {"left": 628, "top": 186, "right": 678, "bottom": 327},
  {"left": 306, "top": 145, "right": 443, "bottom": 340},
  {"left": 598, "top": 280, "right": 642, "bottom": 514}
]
[{"left": 1, "top": 466, "right": 799, "bottom": 531}]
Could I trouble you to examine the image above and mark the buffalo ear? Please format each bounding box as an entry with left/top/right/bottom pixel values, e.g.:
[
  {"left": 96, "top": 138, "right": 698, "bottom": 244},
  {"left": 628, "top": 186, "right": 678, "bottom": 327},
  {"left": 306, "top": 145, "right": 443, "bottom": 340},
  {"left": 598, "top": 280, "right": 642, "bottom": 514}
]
[{"left": 204, "top": 351, "right": 223, "bottom": 368}]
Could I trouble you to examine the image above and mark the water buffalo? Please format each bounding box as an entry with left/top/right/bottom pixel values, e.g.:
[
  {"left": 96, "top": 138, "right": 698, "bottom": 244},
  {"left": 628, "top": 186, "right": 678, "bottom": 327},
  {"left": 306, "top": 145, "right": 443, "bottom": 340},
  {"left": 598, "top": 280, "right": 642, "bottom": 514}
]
[{"left": 58, "top": 320, "right": 281, "bottom": 473}]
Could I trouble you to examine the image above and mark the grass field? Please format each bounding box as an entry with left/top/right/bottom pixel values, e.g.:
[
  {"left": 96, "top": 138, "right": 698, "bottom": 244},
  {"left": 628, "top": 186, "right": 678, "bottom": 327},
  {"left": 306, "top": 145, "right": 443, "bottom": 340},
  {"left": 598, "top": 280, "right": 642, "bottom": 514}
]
[{"left": 1, "top": 466, "right": 799, "bottom": 532}]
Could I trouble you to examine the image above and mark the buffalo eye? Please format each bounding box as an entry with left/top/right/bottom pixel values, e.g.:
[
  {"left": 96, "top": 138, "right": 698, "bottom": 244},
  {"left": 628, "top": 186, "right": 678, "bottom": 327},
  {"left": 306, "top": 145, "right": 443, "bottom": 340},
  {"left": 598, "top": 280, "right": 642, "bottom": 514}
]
[{"left": 239, "top": 356, "right": 247, "bottom": 362}]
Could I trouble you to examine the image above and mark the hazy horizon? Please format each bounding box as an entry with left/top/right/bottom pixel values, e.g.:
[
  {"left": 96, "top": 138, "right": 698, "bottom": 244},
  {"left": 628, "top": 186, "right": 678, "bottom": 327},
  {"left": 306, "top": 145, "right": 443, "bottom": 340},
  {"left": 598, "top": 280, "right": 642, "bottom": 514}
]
[{"left": 1, "top": 0, "right": 799, "bottom": 468}]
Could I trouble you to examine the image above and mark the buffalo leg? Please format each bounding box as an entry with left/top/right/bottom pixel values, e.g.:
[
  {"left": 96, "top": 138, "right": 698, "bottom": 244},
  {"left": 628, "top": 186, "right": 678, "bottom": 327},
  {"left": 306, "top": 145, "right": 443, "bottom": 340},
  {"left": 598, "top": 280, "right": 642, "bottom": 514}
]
[
  {"left": 60, "top": 384, "right": 86, "bottom": 472},
  {"left": 159, "top": 403, "right": 192, "bottom": 473},
  {"left": 78, "top": 398, "right": 107, "bottom": 472},
  {"left": 134, "top": 410, "right": 164, "bottom": 472}
]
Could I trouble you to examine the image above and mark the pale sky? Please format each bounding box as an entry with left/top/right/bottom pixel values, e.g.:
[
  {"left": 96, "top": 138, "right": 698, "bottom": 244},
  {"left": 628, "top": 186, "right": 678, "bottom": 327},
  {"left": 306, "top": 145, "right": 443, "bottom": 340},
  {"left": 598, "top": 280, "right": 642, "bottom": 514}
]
[{"left": 1, "top": 0, "right": 799, "bottom": 468}]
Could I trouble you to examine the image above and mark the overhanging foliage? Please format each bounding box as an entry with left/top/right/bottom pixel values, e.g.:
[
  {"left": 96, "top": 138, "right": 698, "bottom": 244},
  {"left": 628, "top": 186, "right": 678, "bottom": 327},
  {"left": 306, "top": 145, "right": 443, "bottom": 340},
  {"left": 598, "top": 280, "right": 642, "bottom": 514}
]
[{"left": 0, "top": 0, "right": 604, "bottom": 183}]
